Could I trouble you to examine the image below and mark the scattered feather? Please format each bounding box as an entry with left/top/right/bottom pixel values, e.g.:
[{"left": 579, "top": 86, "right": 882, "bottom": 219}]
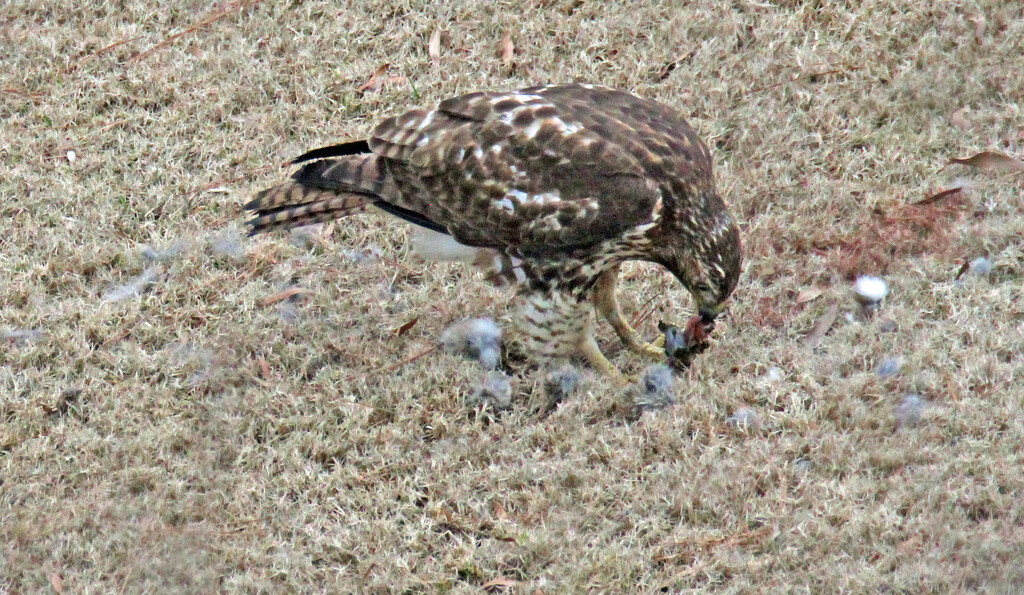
[
  {"left": 468, "top": 371, "right": 512, "bottom": 411},
  {"left": 895, "top": 394, "right": 927, "bottom": 428},
  {"left": 544, "top": 364, "right": 582, "bottom": 408},
  {"left": 949, "top": 151, "right": 1024, "bottom": 173},
  {"left": 65, "top": 150, "right": 76, "bottom": 163},
  {"left": 277, "top": 301, "right": 300, "bottom": 324},
  {"left": 726, "top": 407, "right": 763, "bottom": 432},
  {"left": 498, "top": 33, "right": 514, "bottom": 69},
  {"left": 632, "top": 364, "right": 676, "bottom": 413},
  {"left": 289, "top": 224, "right": 321, "bottom": 249},
  {"left": 102, "top": 265, "right": 162, "bottom": 302},
  {"left": 758, "top": 366, "right": 783, "bottom": 386},
  {"left": 968, "top": 256, "right": 993, "bottom": 276},
  {"left": 876, "top": 357, "right": 902, "bottom": 378},
  {"left": 854, "top": 276, "right": 888, "bottom": 306},
  {"left": 1, "top": 328, "right": 46, "bottom": 344},
  {"left": 428, "top": 28, "right": 441, "bottom": 65},
  {"left": 439, "top": 318, "right": 503, "bottom": 369},
  {"left": 141, "top": 240, "right": 186, "bottom": 263},
  {"left": 209, "top": 227, "right": 245, "bottom": 260},
  {"left": 342, "top": 244, "right": 381, "bottom": 264},
  {"left": 950, "top": 177, "right": 976, "bottom": 195}
]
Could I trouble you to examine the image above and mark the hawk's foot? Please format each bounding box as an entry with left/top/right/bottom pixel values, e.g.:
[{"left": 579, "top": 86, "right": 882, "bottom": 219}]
[
  {"left": 579, "top": 333, "right": 632, "bottom": 384},
  {"left": 594, "top": 266, "right": 664, "bottom": 362}
]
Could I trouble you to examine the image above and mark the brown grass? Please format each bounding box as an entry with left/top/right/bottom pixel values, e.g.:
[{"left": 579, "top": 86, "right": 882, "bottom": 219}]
[{"left": 3, "top": 1, "right": 1024, "bottom": 592}]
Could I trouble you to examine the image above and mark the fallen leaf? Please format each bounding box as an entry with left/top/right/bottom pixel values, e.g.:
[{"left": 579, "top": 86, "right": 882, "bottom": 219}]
[
  {"left": 256, "top": 356, "right": 272, "bottom": 379},
  {"left": 949, "top": 108, "right": 970, "bottom": 131},
  {"left": 805, "top": 303, "right": 839, "bottom": 347},
  {"left": 954, "top": 260, "right": 970, "bottom": 281},
  {"left": 395, "top": 318, "right": 418, "bottom": 336},
  {"left": 498, "top": 33, "right": 514, "bottom": 69},
  {"left": 482, "top": 576, "right": 517, "bottom": 590},
  {"left": 916, "top": 186, "right": 963, "bottom": 206},
  {"left": 50, "top": 573, "right": 64, "bottom": 594},
  {"left": 358, "top": 63, "right": 390, "bottom": 93},
  {"left": 492, "top": 501, "right": 508, "bottom": 521},
  {"left": 971, "top": 16, "right": 986, "bottom": 45},
  {"left": 428, "top": 29, "right": 441, "bottom": 65},
  {"left": 950, "top": 151, "right": 1024, "bottom": 173},
  {"left": 796, "top": 287, "right": 823, "bottom": 304},
  {"left": 261, "top": 287, "right": 311, "bottom": 306}
]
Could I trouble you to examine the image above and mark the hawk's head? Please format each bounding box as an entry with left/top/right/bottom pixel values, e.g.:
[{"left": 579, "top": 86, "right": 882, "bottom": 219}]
[{"left": 656, "top": 193, "right": 742, "bottom": 325}]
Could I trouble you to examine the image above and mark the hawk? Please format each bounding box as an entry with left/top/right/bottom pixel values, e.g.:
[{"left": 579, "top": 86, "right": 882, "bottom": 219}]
[{"left": 245, "top": 84, "right": 741, "bottom": 377}]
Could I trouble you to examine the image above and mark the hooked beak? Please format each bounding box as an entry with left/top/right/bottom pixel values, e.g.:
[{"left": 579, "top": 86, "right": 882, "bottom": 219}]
[{"left": 698, "top": 303, "right": 725, "bottom": 325}]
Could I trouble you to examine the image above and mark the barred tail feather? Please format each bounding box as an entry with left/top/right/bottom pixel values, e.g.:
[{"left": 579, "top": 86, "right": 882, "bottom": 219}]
[
  {"left": 245, "top": 153, "right": 388, "bottom": 235},
  {"left": 246, "top": 152, "right": 447, "bottom": 236},
  {"left": 244, "top": 183, "right": 370, "bottom": 235}
]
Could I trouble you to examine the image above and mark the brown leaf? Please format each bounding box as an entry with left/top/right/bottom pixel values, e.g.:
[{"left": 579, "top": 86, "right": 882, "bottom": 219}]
[
  {"left": 796, "top": 287, "right": 823, "bottom": 304},
  {"left": 971, "top": 16, "right": 986, "bottom": 45},
  {"left": 261, "top": 287, "right": 310, "bottom": 306},
  {"left": 950, "top": 151, "right": 1024, "bottom": 173},
  {"left": 482, "top": 576, "right": 517, "bottom": 590},
  {"left": 395, "top": 317, "right": 418, "bottom": 336},
  {"left": 954, "top": 260, "right": 970, "bottom": 281},
  {"left": 428, "top": 29, "right": 441, "bottom": 65},
  {"left": 256, "top": 356, "right": 272, "bottom": 379},
  {"left": 950, "top": 108, "right": 970, "bottom": 131},
  {"left": 357, "top": 63, "right": 390, "bottom": 93},
  {"left": 492, "top": 501, "right": 508, "bottom": 521},
  {"left": 50, "top": 573, "right": 64, "bottom": 594},
  {"left": 498, "top": 33, "right": 514, "bottom": 69},
  {"left": 805, "top": 303, "right": 839, "bottom": 347},
  {"left": 916, "top": 186, "right": 963, "bottom": 206}
]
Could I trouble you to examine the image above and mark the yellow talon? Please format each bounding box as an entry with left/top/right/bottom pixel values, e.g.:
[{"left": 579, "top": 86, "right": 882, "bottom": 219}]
[{"left": 594, "top": 267, "right": 666, "bottom": 361}]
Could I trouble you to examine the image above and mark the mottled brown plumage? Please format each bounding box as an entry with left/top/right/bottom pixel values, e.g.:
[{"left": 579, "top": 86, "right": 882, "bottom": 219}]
[{"left": 246, "top": 83, "right": 742, "bottom": 376}]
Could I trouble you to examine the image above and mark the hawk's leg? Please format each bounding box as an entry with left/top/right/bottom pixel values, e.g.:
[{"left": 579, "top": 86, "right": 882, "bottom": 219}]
[
  {"left": 594, "top": 266, "right": 664, "bottom": 359},
  {"left": 518, "top": 289, "right": 624, "bottom": 378}
]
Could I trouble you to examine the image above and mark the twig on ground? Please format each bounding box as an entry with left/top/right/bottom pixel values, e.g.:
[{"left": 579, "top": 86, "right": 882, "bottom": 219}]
[
  {"left": 345, "top": 345, "right": 440, "bottom": 383},
  {"left": 66, "top": 35, "right": 144, "bottom": 72},
  {"left": 130, "top": 0, "right": 262, "bottom": 64}
]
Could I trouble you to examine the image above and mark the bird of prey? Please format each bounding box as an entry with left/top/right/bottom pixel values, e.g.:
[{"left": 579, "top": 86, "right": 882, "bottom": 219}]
[{"left": 245, "top": 83, "right": 741, "bottom": 377}]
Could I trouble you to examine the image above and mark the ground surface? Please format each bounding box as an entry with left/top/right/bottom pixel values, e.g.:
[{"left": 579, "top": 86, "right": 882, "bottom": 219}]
[{"left": 2, "top": 1, "right": 1024, "bottom": 592}]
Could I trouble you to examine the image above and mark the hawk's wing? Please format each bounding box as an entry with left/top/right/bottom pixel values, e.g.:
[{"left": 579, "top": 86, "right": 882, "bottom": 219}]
[{"left": 368, "top": 85, "right": 675, "bottom": 257}]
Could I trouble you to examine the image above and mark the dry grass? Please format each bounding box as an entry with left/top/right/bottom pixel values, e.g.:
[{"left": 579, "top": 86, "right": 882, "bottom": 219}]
[{"left": 3, "top": 1, "right": 1024, "bottom": 592}]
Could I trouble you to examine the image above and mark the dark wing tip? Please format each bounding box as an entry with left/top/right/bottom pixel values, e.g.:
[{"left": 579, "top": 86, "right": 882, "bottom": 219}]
[
  {"left": 290, "top": 139, "right": 371, "bottom": 165},
  {"left": 241, "top": 196, "right": 263, "bottom": 212}
]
